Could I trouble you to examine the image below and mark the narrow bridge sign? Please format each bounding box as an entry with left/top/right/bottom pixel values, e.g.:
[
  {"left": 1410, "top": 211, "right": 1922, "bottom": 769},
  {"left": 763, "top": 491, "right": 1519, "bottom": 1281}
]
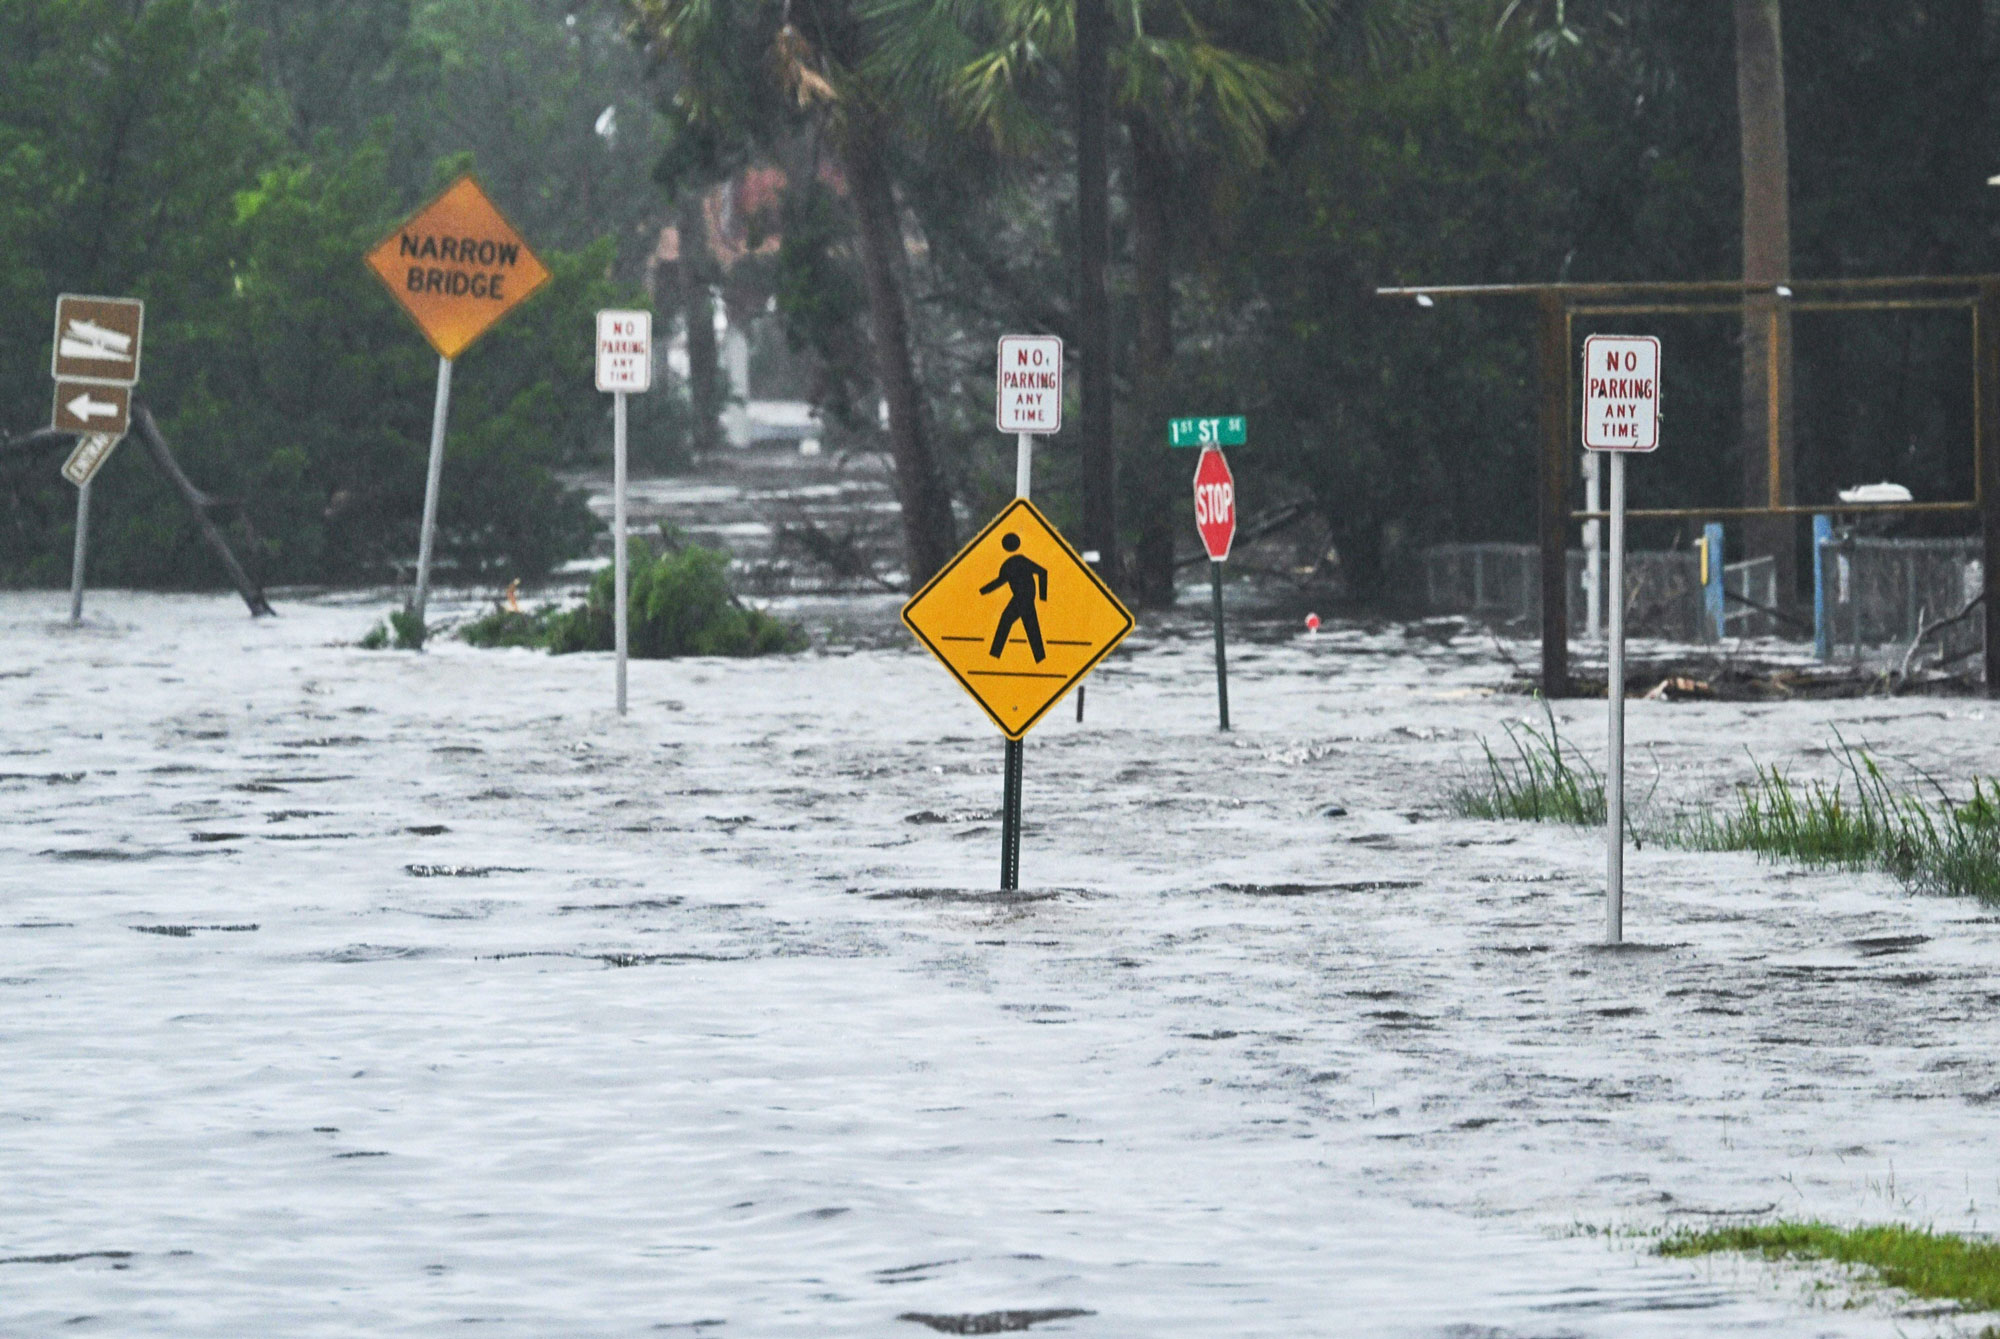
[{"left": 365, "top": 175, "right": 551, "bottom": 360}]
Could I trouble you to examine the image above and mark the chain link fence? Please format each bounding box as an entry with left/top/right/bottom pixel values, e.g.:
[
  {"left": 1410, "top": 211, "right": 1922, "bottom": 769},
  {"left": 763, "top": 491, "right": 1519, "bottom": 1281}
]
[
  {"left": 1822, "top": 536, "right": 1983, "bottom": 663},
  {"left": 1422, "top": 543, "right": 1702, "bottom": 640}
]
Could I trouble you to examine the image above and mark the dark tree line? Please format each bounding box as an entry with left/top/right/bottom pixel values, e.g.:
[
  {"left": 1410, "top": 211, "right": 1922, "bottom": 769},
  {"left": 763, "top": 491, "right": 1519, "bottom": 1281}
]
[{"left": 5, "top": 1, "right": 1997, "bottom": 601}]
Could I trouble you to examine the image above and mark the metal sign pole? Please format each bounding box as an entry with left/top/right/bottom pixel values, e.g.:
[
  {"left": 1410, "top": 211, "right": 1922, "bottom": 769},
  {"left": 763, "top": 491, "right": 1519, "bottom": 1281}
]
[
  {"left": 1076, "top": 550, "right": 1098, "bottom": 723},
  {"left": 1583, "top": 451, "right": 1603, "bottom": 638},
  {"left": 69, "top": 480, "right": 90, "bottom": 626},
  {"left": 410, "top": 354, "right": 454, "bottom": 636},
  {"left": 1001, "top": 739, "right": 1024, "bottom": 890},
  {"left": 614, "top": 389, "right": 630, "bottom": 715},
  {"left": 1210, "top": 560, "right": 1230, "bottom": 730},
  {"left": 1000, "top": 430, "right": 1034, "bottom": 890},
  {"left": 1606, "top": 451, "right": 1627, "bottom": 945}
]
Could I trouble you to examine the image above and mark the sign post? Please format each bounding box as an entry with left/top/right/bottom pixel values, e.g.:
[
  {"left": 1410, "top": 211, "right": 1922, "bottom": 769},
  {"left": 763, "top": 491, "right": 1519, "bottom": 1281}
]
[
  {"left": 1582, "top": 451, "right": 1603, "bottom": 638},
  {"left": 1581, "top": 333, "right": 1660, "bottom": 946},
  {"left": 597, "top": 310, "right": 653, "bottom": 715},
  {"left": 366, "top": 176, "right": 550, "bottom": 642},
  {"left": 69, "top": 480, "right": 90, "bottom": 625},
  {"left": 903, "top": 500, "right": 1132, "bottom": 888},
  {"left": 988, "top": 335, "right": 1065, "bottom": 885},
  {"left": 1191, "top": 443, "right": 1239, "bottom": 730},
  {"left": 50, "top": 295, "right": 144, "bottom": 625},
  {"left": 997, "top": 334, "right": 1062, "bottom": 497}
]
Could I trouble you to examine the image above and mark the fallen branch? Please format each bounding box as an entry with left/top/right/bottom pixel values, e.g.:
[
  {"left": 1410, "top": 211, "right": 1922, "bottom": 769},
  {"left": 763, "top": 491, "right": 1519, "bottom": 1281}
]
[
  {"left": 132, "top": 404, "right": 275, "bottom": 617},
  {"left": 1172, "top": 501, "right": 1312, "bottom": 569},
  {"left": 1899, "top": 590, "right": 1985, "bottom": 682},
  {"left": 0, "top": 426, "right": 80, "bottom": 463}
]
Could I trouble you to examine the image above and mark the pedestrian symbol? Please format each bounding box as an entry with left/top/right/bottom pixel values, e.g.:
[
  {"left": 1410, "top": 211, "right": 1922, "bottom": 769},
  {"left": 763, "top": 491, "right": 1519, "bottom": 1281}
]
[
  {"left": 903, "top": 499, "right": 1134, "bottom": 740},
  {"left": 982, "top": 534, "right": 1049, "bottom": 660}
]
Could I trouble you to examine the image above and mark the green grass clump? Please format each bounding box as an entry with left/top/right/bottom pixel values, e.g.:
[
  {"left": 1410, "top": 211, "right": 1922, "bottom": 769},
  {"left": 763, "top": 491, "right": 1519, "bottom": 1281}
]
[
  {"left": 1670, "top": 738, "right": 2000, "bottom": 904},
  {"left": 1661, "top": 1221, "right": 2000, "bottom": 1318},
  {"left": 456, "top": 540, "right": 805, "bottom": 659},
  {"left": 1452, "top": 698, "right": 1605, "bottom": 825},
  {"left": 359, "top": 608, "right": 428, "bottom": 650},
  {"left": 459, "top": 605, "right": 556, "bottom": 649}
]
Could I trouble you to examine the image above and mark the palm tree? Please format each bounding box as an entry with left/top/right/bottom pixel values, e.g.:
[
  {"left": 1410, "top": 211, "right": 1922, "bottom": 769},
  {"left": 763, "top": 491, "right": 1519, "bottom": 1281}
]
[
  {"left": 1077, "top": 0, "right": 1115, "bottom": 578},
  {"left": 869, "top": 0, "right": 1324, "bottom": 602},
  {"left": 628, "top": 0, "right": 956, "bottom": 584},
  {"left": 1114, "top": 4, "right": 1325, "bottom": 601},
  {"left": 674, "top": 191, "right": 726, "bottom": 457}
]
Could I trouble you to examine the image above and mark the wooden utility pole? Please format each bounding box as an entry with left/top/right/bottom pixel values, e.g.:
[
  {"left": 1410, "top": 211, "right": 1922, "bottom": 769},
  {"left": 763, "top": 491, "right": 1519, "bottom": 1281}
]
[
  {"left": 1076, "top": 0, "right": 1117, "bottom": 578},
  {"left": 1536, "top": 291, "right": 1570, "bottom": 697},
  {"left": 1980, "top": 283, "right": 2000, "bottom": 696},
  {"left": 1736, "top": 0, "right": 1796, "bottom": 604}
]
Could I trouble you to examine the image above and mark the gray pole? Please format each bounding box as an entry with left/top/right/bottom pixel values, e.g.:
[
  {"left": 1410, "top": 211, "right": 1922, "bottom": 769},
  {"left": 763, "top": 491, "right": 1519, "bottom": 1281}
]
[
  {"left": 1583, "top": 451, "right": 1603, "bottom": 639},
  {"left": 1001, "top": 429, "right": 1033, "bottom": 890},
  {"left": 69, "top": 479, "right": 90, "bottom": 626},
  {"left": 1605, "top": 451, "right": 1626, "bottom": 945},
  {"left": 614, "top": 390, "right": 629, "bottom": 716},
  {"left": 1210, "top": 560, "right": 1230, "bottom": 731},
  {"left": 410, "top": 355, "right": 454, "bottom": 637}
]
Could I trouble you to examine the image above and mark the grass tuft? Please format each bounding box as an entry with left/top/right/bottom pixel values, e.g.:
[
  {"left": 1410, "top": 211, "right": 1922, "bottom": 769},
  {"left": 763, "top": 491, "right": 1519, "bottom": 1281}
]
[
  {"left": 1451, "top": 698, "right": 1605, "bottom": 825},
  {"left": 456, "top": 539, "right": 805, "bottom": 659},
  {"left": 1669, "top": 737, "right": 2000, "bottom": 904},
  {"left": 359, "top": 608, "right": 427, "bottom": 651},
  {"left": 1661, "top": 1220, "right": 2000, "bottom": 1319}
]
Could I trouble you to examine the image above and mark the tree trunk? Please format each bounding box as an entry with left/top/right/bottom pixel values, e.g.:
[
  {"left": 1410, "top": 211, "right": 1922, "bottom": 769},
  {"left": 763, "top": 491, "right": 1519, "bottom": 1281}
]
[
  {"left": 1127, "top": 113, "right": 1176, "bottom": 607},
  {"left": 678, "top": 193, "right": 725, "bottom": 458},
  {"left": 1075, "top": 0, "right": 1118, "bottom": 577},
  {"left": 841, "top": 115, "right": 955, "bottom": 585},
  {"left": 1736, "top": 0, "right": 1795, "bottom": 604}
]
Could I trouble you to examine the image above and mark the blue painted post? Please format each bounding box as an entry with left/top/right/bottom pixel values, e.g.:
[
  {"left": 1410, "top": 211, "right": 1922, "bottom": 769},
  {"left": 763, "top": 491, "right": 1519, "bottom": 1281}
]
[
  {"left": 1812, "top": 513, "right": 1833, "bottom": 660},
  {"left": 1702, "top": 521, "right": 1726, "bottom": 641}
]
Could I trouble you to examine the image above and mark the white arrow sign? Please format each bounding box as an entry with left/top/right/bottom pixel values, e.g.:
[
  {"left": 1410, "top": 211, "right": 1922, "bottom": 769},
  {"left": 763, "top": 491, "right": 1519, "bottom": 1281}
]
[{"left": 66, "top": 391, "right": 120, "bottom": 422}]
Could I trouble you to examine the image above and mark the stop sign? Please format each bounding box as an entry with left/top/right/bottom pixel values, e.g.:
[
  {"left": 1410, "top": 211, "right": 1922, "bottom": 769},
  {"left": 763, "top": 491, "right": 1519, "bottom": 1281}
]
[{"left": 1192, "top": 448, "right": 1236, "bottom": 561}]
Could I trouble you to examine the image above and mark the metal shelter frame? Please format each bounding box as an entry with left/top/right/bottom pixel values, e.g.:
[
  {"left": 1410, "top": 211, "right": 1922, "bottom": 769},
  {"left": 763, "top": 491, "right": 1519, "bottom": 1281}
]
[{"left": 1376, "top": 276, "right": 2000, "bottom": 696}]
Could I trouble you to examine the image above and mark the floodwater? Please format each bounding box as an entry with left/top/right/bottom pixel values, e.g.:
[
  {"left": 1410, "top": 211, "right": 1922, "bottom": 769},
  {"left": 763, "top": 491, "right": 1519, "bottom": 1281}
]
[{"left": 4, "top": 508, "right": 2000, "bottom": 1334}]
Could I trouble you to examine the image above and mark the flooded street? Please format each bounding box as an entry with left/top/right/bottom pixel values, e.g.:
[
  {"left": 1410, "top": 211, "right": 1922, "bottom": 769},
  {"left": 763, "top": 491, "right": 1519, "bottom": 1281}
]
[{"left": 4, "top": 545, "right": 1999, "bottom": 1334}]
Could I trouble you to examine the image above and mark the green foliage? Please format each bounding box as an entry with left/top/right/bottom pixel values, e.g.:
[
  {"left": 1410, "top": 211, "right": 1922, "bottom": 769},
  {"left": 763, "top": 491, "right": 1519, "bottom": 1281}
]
[
  {"left": 359, "top": 607, "right": 427, "bottom": 650},
  {"left": 1669, "top": 740, "right": 2000, "bottom": 904},
  {"left": 1451, "top": 698, "right": 1605, "bottom": 825},
  {"left": 458, "top": 604, "right": 556, "bottom": 650},
  {"left": 1, "top": 0, "right": 680, "bottom": 592},
  {"left": 549, "top": 540, "right": 807, "bottom": 657},
  {"left": 12, "top": 1, "right": 1996, "bottom": 601},
  {"left": 774, "top": 180, "right": 874, "bottom": 430},
  {"left": 458, "top": 539, "right": 807, "bottom": 659},
  {"left": 1660, "top": 1221, "right": 2000, "bottom": 1316}
]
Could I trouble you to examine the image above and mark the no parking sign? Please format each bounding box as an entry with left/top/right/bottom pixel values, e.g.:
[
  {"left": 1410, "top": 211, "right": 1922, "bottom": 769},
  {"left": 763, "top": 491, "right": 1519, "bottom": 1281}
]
[{"left": 1582, "top": 335, "right": 1660, "bottom": 452}]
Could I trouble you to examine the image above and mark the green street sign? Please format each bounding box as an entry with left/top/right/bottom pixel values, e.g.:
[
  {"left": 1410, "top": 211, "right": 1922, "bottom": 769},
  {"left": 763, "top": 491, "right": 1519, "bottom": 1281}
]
[{"left": 1168, "top": 416, "right": 1246, "bottom": 448}]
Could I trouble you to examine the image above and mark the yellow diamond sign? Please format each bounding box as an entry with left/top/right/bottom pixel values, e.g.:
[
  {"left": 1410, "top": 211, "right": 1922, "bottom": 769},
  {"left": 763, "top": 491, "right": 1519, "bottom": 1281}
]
[
  {"left": 903, "top": 499, "right": 1134, "bottom": 740},
  {"left": 365, "top": 175, "right": 551, "bottom": 360}
]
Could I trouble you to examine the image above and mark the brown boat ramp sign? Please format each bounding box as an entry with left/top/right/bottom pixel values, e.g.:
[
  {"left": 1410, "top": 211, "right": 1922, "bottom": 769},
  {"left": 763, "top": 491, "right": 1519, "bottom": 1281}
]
[{"left": 902, "top": 498, "right": 1134, "bottom": 740}]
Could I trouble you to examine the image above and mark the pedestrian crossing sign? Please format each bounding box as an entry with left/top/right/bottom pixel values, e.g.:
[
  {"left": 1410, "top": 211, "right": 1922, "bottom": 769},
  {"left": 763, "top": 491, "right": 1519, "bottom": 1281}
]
[{"left": 902, "top": 498, "right": 1134, "bottom": 740}]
